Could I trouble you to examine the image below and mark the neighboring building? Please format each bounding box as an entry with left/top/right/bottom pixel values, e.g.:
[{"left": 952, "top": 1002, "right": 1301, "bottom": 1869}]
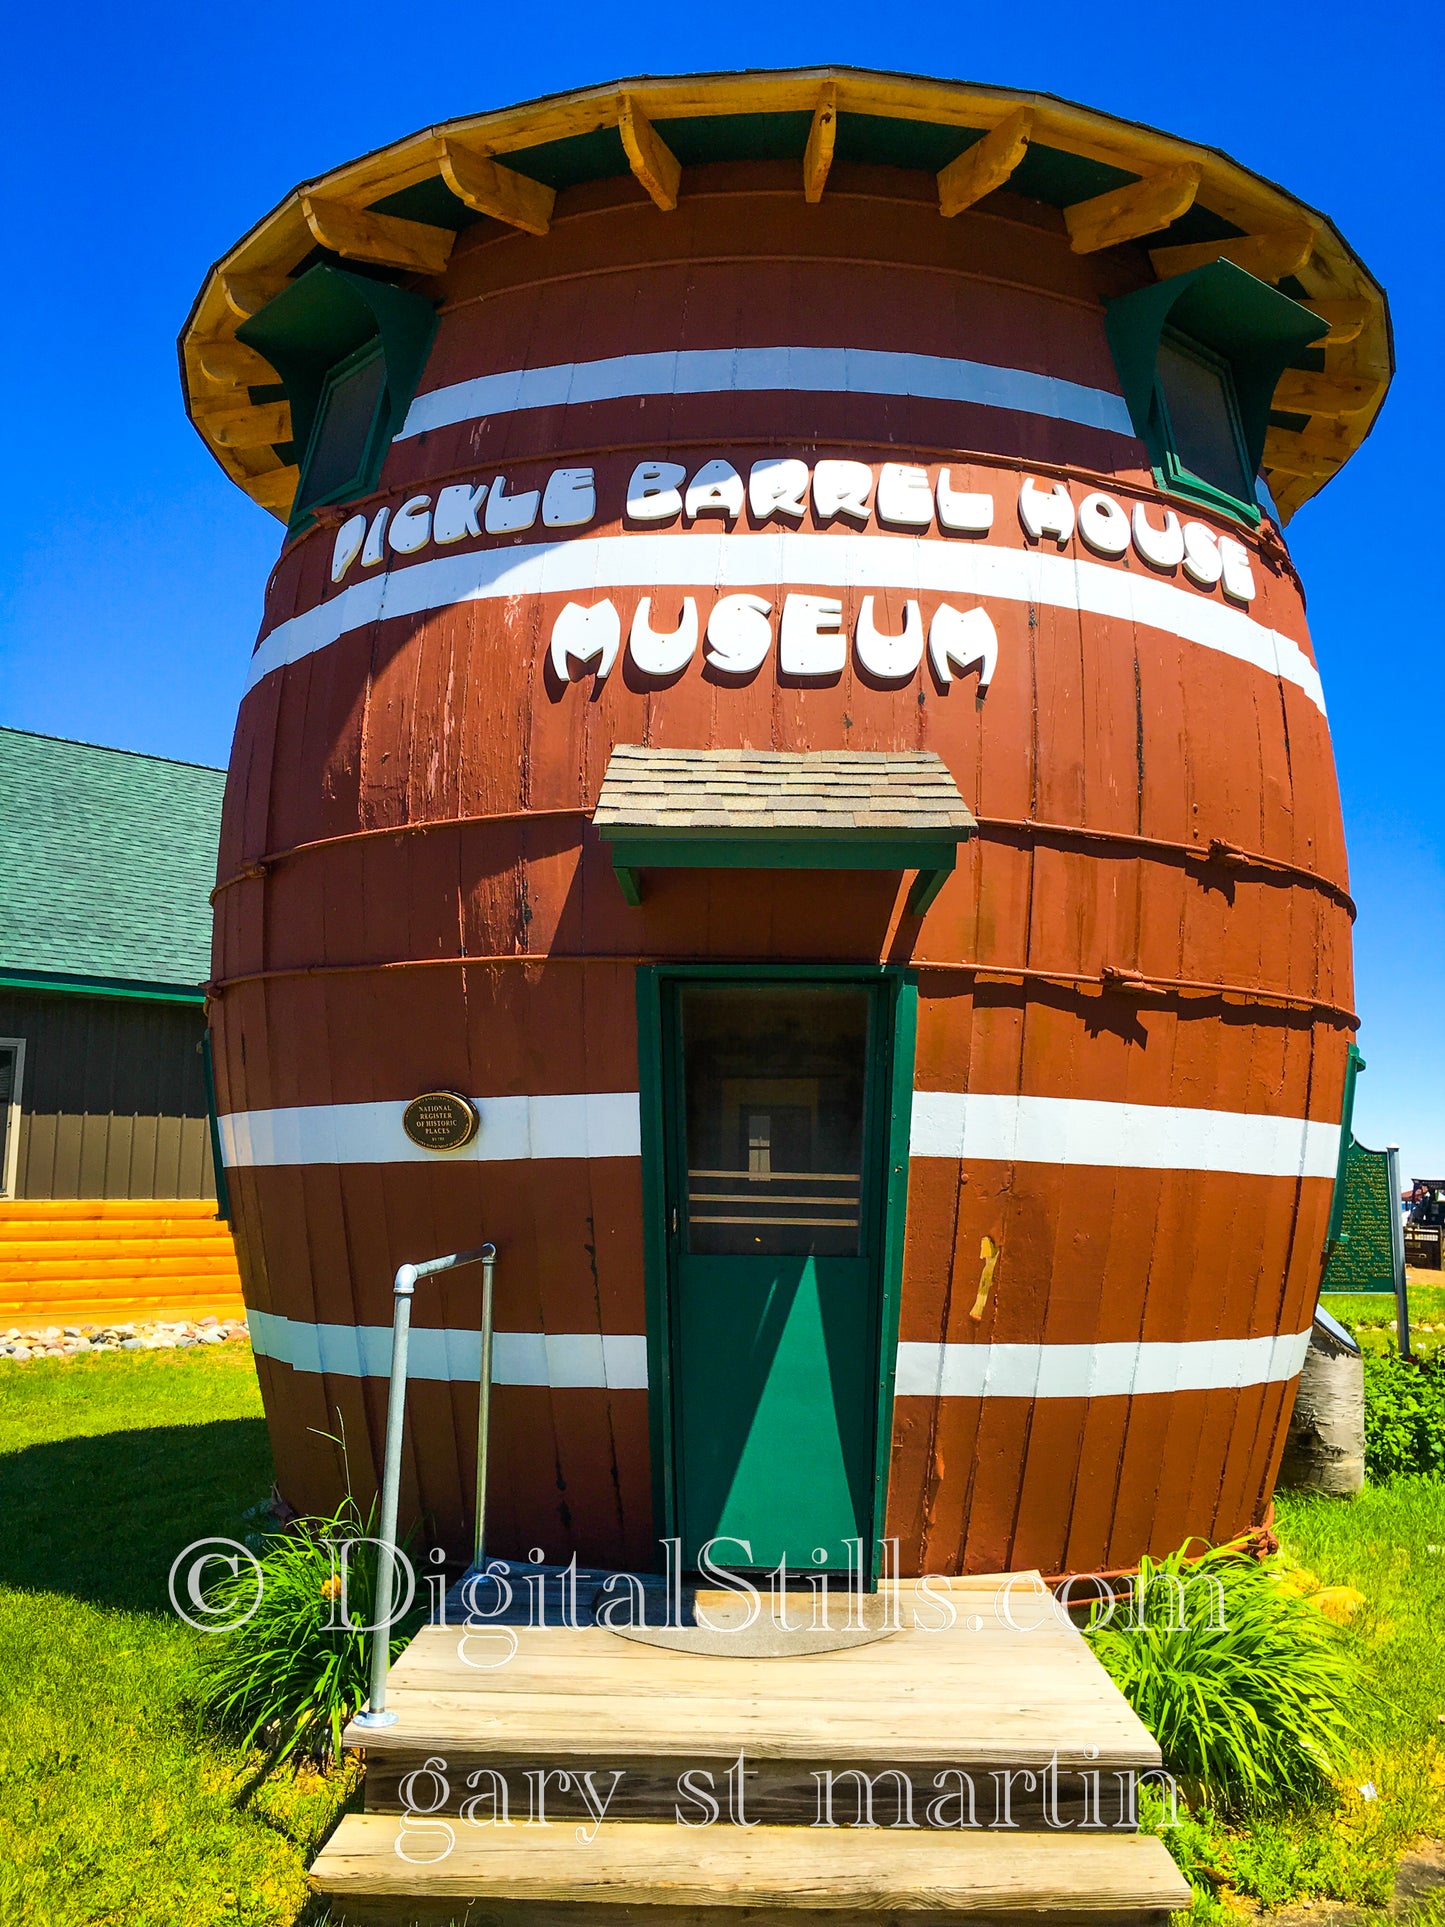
[{"left": 0, "top": 728, "right": 240, "bottom": 1324}]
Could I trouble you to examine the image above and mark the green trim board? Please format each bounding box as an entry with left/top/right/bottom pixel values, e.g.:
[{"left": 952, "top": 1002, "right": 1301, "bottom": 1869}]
[
  {"left": 1105, "top": 259, "right": 1328, "bottom": 523},
  {"left": 871, "top": 975, "right": 917, "bottom": 1573},
  {"left": 603, "top": 836, "right": 960, "bottom": 915},
  {"left": 0, "top": 970, "right": 205, "bottom": 1007},
  {"left": 635, "top": 967, "right": 677, "bottom": 1549},
  {"left": 199, "top": 1029, "right": 233, "bottom": 1224},
  {"left": 237, "top": 264, "right": 437, "bottom": 530},
  {"left": 593, "top": 745, "right": 975, "bottom": 914},
  {"left": 634, "top": 962, "right": 916, "bottom": 1584},
  {"left": 291, "top": 338, "right": 390, "bottom": 522}
]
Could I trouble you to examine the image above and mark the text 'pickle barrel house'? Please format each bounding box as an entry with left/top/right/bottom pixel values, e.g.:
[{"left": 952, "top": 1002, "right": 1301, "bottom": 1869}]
[{"left": 183, "top": 67, "right": 1389, "bottom": 1582}]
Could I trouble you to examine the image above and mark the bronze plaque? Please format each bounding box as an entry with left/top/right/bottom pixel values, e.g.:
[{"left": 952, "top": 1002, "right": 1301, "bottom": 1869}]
[{"left": 402, "top": 1090, "right": 480, "bottom": 1152}]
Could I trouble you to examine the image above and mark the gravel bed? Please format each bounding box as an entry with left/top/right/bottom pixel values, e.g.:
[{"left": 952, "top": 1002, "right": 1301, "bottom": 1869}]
[{"left": 1, "top": 1316, "right": 250, "bottom": 1361}]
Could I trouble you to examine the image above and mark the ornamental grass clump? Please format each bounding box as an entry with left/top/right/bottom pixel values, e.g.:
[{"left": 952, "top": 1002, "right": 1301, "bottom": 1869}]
[
  {"left": 189, "top": 1493, "right": 422, "bottom": 1766},
  {"left": 1085, "top": 1542, "right": 1361, "bottom": 1815}
]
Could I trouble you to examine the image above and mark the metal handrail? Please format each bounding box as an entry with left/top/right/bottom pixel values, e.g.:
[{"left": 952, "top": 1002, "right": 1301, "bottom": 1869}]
[{"left": 353, "top": 1242, "right": 496, "bottom": 1730}]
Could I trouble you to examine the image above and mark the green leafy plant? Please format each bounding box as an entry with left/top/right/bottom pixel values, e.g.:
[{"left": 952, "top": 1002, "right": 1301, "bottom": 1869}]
[
  {"left": 1085, "top": 1542, "right": 1359, "bottom": 1814},
  {"left": 189, "top": 1491, "right": 424, "bottom": 1766},
  {"left": 1363, "top": 1352, "right": 1445, "bottom": 1480}
]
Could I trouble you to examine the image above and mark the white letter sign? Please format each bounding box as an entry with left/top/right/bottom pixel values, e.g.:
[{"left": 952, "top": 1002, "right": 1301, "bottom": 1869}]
[{"left": 780, "top": 594, "right": 846, "bottom": 677}]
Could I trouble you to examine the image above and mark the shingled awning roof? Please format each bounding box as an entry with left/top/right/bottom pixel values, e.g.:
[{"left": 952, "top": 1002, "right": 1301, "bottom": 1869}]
[{"left": 593, "top": 746, "right": 975, "bottom": 913}]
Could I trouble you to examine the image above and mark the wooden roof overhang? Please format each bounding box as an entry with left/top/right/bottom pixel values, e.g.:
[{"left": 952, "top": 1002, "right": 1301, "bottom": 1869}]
[
  {"left": 593, "top": 745, "right": 978, "bottom": 913},
  {"left": 178, "top": 66, "right": 1391, "bottom": 528}
]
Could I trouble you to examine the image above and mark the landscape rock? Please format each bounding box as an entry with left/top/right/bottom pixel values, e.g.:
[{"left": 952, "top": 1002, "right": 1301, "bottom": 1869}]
[
  {"left": 0, "top": 1315, "right": 253, "bottom": 1363},
  {"left": 0, "top": 1318, "right": 254, "bottom": 1364}
]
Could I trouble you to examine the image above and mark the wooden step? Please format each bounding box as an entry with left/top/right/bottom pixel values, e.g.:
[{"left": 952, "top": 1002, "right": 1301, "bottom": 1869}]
[
  {"left": 352, "top": 1609, "right": 1163, "bottom": 1830},
  {"left": 311, "top": 1816, "right": 1192, "bottom": 1925}
]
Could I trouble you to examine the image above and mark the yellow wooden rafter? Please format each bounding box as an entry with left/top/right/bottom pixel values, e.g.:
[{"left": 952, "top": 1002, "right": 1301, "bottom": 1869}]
[
  {"left": 301, "top": 195, "right": 455, "bottom": 275},
  {"left": 239, "top": 466, "right": 300, "bottom": 513},
  {"left": 618, "top": 95, "right": 681, "bottom": 210},
  {"left": 191, "top": 336, "right": 280, "bottom": 386},
  {"left": 435, "top": 139, "right": 556, "bottom": 235},
  {"left": 803, "top": 84, "right": 837, "bottom": 203},
  {"left": 221, "top": 269, "right": 290, "bottom": 320},
  {"left": 1272, "top": 369, "right": 1380, "bottom": 418},
  {"left": 1064, "top": 164, "right": 1202, "bottom": 254},
  {"left": 1149, "top": 224, "right": 1316, "bottom": 284},
  {"left": 194, "top": 400, "right": 292, "bottom": 449},
  {"left": 936, "top": 107, "right": 1034, "bottom": 217},
  {"left": 1299, "top": 298, "right": 1370, "bottom": 346}
]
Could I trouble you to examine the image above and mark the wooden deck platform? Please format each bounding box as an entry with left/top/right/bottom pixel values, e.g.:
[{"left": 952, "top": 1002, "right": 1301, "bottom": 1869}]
[{"left": 313, "top": 1576, "right": 1189, "bottom": 1925}]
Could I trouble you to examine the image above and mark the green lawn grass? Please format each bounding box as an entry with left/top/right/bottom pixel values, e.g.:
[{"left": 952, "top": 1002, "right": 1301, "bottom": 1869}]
[
  {"left": 1323, "top": 1280, "right": 1445, "bottom": 1361},
  {"left": 1154, "top": 1480, "right": 1445, "bottom": 1920},
  {"left": 0, "top": 1349, "right": 354, "bottom": 1925},
  {"left": 3, "top": 1350, "right": 1442, "bottom": 1925},
  {"left": 1324, "top": 1279, "right": 1445, "bottom": 1329}
]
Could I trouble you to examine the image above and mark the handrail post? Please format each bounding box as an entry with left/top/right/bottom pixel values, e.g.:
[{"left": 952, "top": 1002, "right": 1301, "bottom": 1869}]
[
  {"left": 1388, "top": 1145, "right": 1412, "bottom": 1362},
  {"left": 352, "top": 1261, "right": 416, "bottom": 1730},
  {"left": 353, "top": 1241, "right": 497, "bottom": 1731},
  {"left": 475, "top": 1247, "right": 496, "bottom": 1568}
]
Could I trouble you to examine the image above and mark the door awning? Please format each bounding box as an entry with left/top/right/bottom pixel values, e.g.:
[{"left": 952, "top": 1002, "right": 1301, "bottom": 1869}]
[{"left": 593, "top": 746, "right": 976, "bottom": 914}]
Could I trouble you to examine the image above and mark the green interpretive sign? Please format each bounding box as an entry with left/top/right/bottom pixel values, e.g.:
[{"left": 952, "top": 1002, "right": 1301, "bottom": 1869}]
[{"left": 1322, "top": 1136, "right": 1397, "bottom": 1293}]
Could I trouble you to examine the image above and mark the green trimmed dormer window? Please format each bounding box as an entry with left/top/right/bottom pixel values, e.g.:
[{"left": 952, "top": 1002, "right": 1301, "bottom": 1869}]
[
  {"left": 1152, "top": 332, "right": 1253, "bottom": 510},
  {"left": 293, "top": 340, "right": 389, "bottom": 519},
  {"left": 1106, "top": 260, "right": 1328, "bottom": 527},
  {"left": 237, "top": 264, "right": 437, "bottom": 533}
]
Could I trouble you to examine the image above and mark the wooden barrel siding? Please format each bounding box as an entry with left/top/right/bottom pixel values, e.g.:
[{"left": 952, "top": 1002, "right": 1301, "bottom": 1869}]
[{"left": 210, "top": 164, "right": 1352, "bottom": 1578}]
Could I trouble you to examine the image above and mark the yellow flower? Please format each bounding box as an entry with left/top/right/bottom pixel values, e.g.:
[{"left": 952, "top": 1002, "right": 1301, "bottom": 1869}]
[{"left": 1312, "top": 1586, "right": 1366, "bottom": 1624}]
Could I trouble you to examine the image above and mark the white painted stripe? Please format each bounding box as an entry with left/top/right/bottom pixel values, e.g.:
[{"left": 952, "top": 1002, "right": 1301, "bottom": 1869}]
[
  {"left": 246, "top": 1308, "right": 649, "bottom": 1387},
  {"left": 247, "top": 1307, "right": 1310, "bottom": 1397},
  {"left": 397, "top": 346, "right": 1135, "bottom": 443},
  {"left": 219, "top": 1091, "right": 1339, "bottom": 1179},
  {"left": 894, "top": 1329, "right": 1313, "bottom": 1399},
  {"left": 910, "top": 1093, "right": 1341, "bottom": 1180},
  {"left": 217, "top": 1092, "right": 641, "bottom": 1169},
  {"left": 244, "top": 531, "right": 1326, "bottom": 715}
]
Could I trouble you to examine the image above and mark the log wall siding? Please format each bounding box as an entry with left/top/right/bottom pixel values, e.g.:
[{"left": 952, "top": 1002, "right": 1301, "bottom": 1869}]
[
  {"left": 1, "top": 991, "right": 216, "bottom": 1201},
  {"left": 212, "top": 173, "right": 1351, "bottom": 1575}
]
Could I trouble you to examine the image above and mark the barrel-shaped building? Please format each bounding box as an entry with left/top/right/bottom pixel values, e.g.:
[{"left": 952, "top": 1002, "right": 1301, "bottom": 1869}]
[{"left": 182, "top": 69, "right": 1388, "bottom": 1579}]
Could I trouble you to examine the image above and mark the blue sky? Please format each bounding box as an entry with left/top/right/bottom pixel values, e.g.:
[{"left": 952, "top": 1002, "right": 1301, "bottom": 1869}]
[{"left": 3, "top": 3, "right": 1441, "bottom": 1171}]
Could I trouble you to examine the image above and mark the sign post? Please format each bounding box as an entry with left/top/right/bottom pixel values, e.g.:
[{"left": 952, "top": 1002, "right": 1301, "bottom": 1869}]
[{"left": 1387, "top": 1145, "right": 1412, "bottom": 1361}]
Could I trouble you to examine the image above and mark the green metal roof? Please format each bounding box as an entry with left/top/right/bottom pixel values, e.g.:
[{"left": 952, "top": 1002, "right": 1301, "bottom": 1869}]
[{"left": 0, "top": 729, "right": 223, "bottom": 998}]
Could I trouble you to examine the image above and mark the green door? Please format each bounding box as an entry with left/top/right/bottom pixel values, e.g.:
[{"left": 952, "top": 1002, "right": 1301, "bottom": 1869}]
[{"left": 662, "top": 980, "right": 890, "bottom": 1572}]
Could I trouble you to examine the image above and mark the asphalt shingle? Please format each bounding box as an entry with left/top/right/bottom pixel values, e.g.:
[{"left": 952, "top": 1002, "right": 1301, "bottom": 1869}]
[
  {"left": 0, "top": 729, "right": 224, "bottom": 990},
  {"left": 594, "top": 746, "right": 976, "bottom": 837}
]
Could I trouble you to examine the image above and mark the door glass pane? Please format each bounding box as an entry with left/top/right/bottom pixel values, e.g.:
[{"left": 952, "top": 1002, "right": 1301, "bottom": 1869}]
[{"left": 680, "top": 986, "right": 870, "bottom": 1258}]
